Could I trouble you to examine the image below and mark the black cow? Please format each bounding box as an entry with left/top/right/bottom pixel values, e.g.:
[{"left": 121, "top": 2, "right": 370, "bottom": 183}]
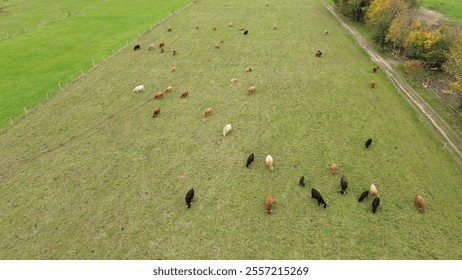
[
  {"left": 299, "top": 176, "right": 305, "bottom": 187},
  {"left": 134, "top": 44, "right": 141, "bottom": 51},
  {"left": 340, "top": 175, "right": 348, "bottom": 194},
  {"left": 311, "top": 188, "right": 327, "bottom": 208},
  {"left": 358, "top": 190, "right": 369, "bottom": 202},
  {"left": 365, "top": 138, "right": 373, "bottom": 148},
  {"left": 372, "top": 197, "right": 380, "bottom": 213},
  {"left": 246, "top": 153, "right": 254, "bottom": 168},
  {"left": 185, "top": 188, "right": 195, "bottom": 208},
  {"left": 243, "top": 30, "right": 248, "bottom": 35}
]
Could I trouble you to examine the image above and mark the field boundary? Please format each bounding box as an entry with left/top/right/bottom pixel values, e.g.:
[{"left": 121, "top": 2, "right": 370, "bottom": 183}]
[{"left": 322, "top": 0, "right": 462, "bottom": 162}]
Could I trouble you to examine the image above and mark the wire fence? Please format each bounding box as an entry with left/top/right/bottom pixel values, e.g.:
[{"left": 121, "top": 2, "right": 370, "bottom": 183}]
[{"left": 422, "top": 78, "right": 462, "bottom": 118}]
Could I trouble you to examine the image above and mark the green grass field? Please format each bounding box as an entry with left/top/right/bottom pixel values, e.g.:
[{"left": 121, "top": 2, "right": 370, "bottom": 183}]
[
  {"left": 0, "top": 0, "right": 191, "bottom": 127},
  {"left": 418, "top": 0, "right": 462, "bottom": 22},
  {"left": 0, "top": 0, "right": 461, "bottom": 259},
  {"left": 0, "top": 0, "right": 96, "bottom": 37}
]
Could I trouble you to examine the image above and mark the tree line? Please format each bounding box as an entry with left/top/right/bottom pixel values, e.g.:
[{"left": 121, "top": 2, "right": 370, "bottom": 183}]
[{"left": 334, "top": 0, "right": 462, "bottom": 108}]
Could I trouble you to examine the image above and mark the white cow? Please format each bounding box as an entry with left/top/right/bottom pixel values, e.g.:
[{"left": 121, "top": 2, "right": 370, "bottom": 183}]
[
  {"left": 266, "top": 155, "right": 274, "bottom": 171},
  {"left": 223, "top": 124, "right": 232, "bottom": 136},
  {"left": 133, "top": 85, "right": 145, "bottom": 93}
]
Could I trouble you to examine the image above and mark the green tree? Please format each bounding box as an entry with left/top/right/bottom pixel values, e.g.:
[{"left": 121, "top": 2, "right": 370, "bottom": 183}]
[{"left": 336, "top": 0, "right": 372, "bottom": 22}]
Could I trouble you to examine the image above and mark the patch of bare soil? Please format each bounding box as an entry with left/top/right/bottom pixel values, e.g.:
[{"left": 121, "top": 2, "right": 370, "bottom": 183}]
[{"left": 415, "top": 7, "right": 449, "bottom": 25}]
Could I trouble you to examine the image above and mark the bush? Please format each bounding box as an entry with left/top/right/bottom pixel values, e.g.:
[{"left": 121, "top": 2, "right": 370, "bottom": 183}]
[{"left": 403, "top": 59, "right": 425, "bottom": 80}]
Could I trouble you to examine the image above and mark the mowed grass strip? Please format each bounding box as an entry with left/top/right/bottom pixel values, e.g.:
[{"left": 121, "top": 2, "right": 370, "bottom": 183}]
[
  {"left": 0, "top": 0, "right": 191, "bottom": 127},
  {"left": 0, "top": 0, "right": 461, "bottom": 259}
]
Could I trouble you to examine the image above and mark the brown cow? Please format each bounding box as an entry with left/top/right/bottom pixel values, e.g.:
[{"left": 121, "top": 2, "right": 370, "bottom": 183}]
[
  {"left": 153, "top": 107, "right": 160, "bottom": 118},
  {"left": 373, "top": 66, "right": 379, "bottom": 73},
  {"left": 265, "top": 194, "right": 274, "bottom": 214},
  {"left": 203, "top": 108, "right": 213, "bottom": 117},
  {"left": 273, "top": 24, "right": 277, "bottom": 30},
  {"left": 415, "top": 195, "right": 426, "bottom": 213},
  {"left": 331, "top": 162, "right": 337, "bottom": 174},
  {"left": 248, "top": 85, "right": 257, "bottom": 94},
  {"left": 214, "top": 44, "right": 220, "bottom": 49},
  {"left": 159, "top": 42, "right": 165, "bottom": 49},
  {"left": 371, "top": 80, "right": 376, "bottom": 88},
  {"left": 180, "top": 91, "right": 189, "bottom": 98},
  {"left": 154, "top": 92, "right": 164, "bottom": 99},
  {"left": 245, "top": 67, "right": 252, "bottom": 72},
  {"left": 164, "top": 86, "right": 173, "bottom": 93},
  {"left": 315, "top": 50, "right": 322, "bottom": 57}
]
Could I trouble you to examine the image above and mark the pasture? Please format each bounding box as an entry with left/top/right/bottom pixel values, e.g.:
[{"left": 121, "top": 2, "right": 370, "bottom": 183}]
[
  {"left": 0, "top": 0, "right": 461, "bottom": 259},
  {"left": 418, "top": 0, "right": 462, "bottom": 22},
  {"left": 0, "top": 0, "right": 191, "bottom": 127}
]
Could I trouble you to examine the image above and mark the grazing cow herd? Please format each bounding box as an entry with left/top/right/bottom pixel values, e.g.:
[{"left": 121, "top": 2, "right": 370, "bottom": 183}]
[{"left": 128, "top": 14, "right": 425, "bottom": 216}]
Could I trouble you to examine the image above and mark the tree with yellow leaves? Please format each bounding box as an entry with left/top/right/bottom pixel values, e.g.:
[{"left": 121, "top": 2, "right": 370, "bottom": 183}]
[
  {"left": 404, "top": 20, "right": 452, "bottom": 69},
  {"left": 444, "top": 31, "right": 462, "bottom": 108},
  {"left": 366, "top": 0, "right": 410, "bottom": 50},
  {"left": 385, "top": 7, "right": 413, "bottom": 54}
]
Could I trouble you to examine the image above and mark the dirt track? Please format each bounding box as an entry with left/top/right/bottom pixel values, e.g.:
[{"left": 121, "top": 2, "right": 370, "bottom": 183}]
[{"left": 322, "top": 0, "right": 462, "bottom": 162}]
